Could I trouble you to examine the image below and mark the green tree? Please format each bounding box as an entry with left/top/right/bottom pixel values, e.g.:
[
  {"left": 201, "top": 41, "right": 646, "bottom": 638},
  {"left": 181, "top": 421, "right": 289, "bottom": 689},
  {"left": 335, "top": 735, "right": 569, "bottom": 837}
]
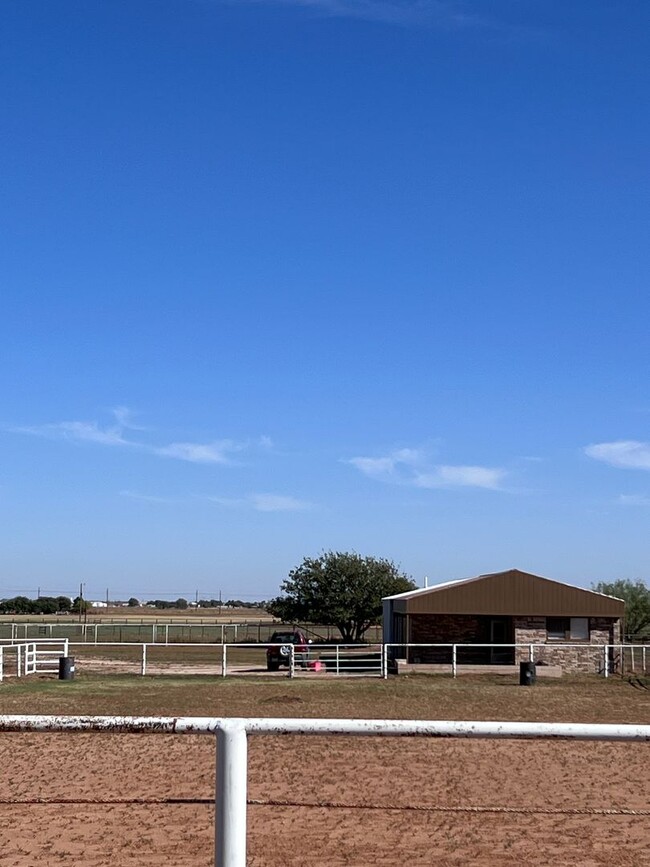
[
  {"left": 127, "top": 597, "right": 140, "bottom": 607},
  {"left": 55, "top": 596, "right": 72, "bottom": 612},
  {"left": 592, "top": 579, "right": 650, "bottom": 638},
  {"left": 71, "top": 596, "right": 89, "bottom": 614},
  {"left": 175, "top": 597, "right": 188, "bottom": 609},
  {"left": 267, "top": 551, "right": 416, "bottom": 642}
]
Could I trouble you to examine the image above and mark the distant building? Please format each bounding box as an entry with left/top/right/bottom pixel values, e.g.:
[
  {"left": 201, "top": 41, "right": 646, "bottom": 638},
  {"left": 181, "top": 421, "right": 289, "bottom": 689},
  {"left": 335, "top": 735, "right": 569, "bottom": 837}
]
[{"left": 383, "top": 569, "right": 624, "bottom": 674}]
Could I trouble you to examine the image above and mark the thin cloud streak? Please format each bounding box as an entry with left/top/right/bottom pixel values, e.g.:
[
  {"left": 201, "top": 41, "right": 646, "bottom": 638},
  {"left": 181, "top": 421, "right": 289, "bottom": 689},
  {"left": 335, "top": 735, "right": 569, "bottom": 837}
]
[
  {"left": 585, "top": 440, "right": 650, "bottom": 471},
  {"left": 155, "top": 441, "right": 242, "bottom": 464},
  {"left": 617, "top": 494, "right": 650, "bottom": 506},
  {"left": 6, "top": 411, "right": 252, "bottom": 466},
  {"left": 207, "top": 493, "right": 312, "bottom": 512},
  {"left": 347, "top": 447, "right": 506, "bottom": 490},
  {"left": 226, "top": 0, "right": 488, "bottom": 28},
  {"left": 120, "top": 490, "right": 178, "bottom": 504}
]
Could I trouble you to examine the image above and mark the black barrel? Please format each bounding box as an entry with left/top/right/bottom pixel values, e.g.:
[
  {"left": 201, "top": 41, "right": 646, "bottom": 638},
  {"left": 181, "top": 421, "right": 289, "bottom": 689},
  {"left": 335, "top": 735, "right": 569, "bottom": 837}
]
[
  {"left": 519, "top": 660, "right": 536, "bottom": 686},
  {"left": 58, "top": 656, "right": 75, "bottom": 681}
]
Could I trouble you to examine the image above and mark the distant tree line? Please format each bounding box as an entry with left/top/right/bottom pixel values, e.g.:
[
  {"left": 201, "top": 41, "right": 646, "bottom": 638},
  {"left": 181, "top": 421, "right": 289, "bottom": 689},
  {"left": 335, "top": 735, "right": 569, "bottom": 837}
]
[
  {"left": 0, "top": 595, "right": 77, "bottom": 615},
  {"left": 143, "top": 598, "right": 268, "bottom": 610}
]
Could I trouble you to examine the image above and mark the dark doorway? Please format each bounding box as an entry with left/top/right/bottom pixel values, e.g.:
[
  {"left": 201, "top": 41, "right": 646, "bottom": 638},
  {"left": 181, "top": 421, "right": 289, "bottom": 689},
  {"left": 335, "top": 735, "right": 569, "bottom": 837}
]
[{"left": 489, "top": 617, "right": 514, "bottom": 664}]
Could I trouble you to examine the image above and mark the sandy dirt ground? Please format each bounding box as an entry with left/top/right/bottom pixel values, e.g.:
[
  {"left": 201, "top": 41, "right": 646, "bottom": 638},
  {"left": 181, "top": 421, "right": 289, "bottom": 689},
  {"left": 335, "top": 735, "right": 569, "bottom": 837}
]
[{"left": 1, "top": 731, "right": 649, "bottom": 866}]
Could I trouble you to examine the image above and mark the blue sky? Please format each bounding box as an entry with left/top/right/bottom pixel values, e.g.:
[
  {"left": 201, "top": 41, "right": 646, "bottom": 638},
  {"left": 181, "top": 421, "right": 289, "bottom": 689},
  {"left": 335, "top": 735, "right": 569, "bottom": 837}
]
[{"left": 2, "top": 0, "right": 649, "bottom": 601}]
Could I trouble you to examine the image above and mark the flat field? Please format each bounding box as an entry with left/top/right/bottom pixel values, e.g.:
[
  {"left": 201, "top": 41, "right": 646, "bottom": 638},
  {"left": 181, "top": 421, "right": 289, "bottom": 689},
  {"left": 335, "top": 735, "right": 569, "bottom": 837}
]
[{"left": 1, "top": 674, "right": 649, "bottom": 866}]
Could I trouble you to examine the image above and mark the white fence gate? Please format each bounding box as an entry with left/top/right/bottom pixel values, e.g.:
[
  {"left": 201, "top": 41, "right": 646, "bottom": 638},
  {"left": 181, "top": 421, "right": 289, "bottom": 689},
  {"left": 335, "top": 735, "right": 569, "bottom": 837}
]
[{"left": 0, "top": 640, "right": 69, "bottom": 681}]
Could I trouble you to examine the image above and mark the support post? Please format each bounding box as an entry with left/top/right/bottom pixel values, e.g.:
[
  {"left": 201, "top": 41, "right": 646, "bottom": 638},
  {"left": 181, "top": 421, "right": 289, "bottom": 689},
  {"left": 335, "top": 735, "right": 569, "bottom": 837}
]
[
  {"left": 165, "top": 624, "right": 169, "bottom": 646},
  {"left": 604, "top": 645, "right": 609, "bottom": 679},
  {"left": 222, "top": 644, "right": 227, "bottom": 678},
  {"left": 152, "top": 623, "right": 156, "bottom": 645},
  {"left": 382, "top": 643, "right": 388, "bottom": 680},
  {"left": 452, "top": 644, "right": 457, "bottom": 679},
  {"left": 0, "top": 646, "right": 3, "bottom": 682},
  {"left": 529, "top": 644, "right": 534, "bottom": 663},
  {"left": 336, "top": 644, "right": 340, "bottom": 676},
  {"left": 643, "top": 646, "right": 647, "bottom": 674},
  {"left": 289, "top": 644, "right": 295, "bottom": 679},
  {"left": 141, "top": 644, "right": 147, "bottom": 677},
  {"left": 94, "top": 624, "right": 98, "bottom": 645},
  {"left": 215, "top": 722, "right": 248, "bottom": 867},
  {"left": 17, "top": 644, "right": 22, "bottom": 678}
]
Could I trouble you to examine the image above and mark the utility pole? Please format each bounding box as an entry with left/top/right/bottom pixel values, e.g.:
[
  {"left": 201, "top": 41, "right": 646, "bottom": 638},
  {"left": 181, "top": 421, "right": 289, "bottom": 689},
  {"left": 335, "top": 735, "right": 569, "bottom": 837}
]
[{"left": 79, "top": 582, "right": 85, "bottom": 624}]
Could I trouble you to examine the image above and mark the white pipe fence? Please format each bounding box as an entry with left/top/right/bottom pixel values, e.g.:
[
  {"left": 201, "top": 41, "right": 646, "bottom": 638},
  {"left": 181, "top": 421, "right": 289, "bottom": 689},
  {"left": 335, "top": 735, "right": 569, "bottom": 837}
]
[
  {"left": 2, "top": 641, "right": 650, "bottom": 681},
  {"left": 0, "top": 714, "right": 649, "bottom": 867},
  {"left": 0, "top": 639, "right": 69, "bottom": 681},
  {"left": 0, "top": 620, "right": 383, "bottom": 645}
]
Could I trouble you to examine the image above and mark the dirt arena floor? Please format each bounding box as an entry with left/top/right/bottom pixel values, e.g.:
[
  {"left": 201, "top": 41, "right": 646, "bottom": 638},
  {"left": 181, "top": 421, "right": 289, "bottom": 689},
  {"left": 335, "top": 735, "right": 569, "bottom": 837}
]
[{"left": 1, "top": 674, "right": 650, "bottom": 866}]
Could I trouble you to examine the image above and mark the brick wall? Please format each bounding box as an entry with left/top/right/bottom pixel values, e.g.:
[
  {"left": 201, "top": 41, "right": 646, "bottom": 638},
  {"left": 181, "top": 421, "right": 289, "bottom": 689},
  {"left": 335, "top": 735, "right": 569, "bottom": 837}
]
[
  {"left": 514, "top": 616, "right": 620, "bottom": 673},
  {"left": 408, "top": 614, "right": 491, "bottom": 663},
  {"left": 404, "top": 613, "right": 621, "bottom": 672}
]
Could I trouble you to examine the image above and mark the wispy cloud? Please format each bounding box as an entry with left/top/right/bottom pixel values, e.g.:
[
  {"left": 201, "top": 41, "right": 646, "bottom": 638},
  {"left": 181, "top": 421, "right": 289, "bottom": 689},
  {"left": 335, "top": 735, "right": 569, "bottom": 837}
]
[
  {"left": 6, "top": 409, "right": 252, "bottom": 467},
  {"left": 347, "top": 447, "right": 506, "bottom": 490},
  {"left": 119, "top": 490, "right": 178, "bottom": 504},
  {"left": 225, "top": 0, "right": 488, "bottom": 28},
  {"left": 585, "top": 441, "right": 650, "bottom": 471},
  {"left": 617, "top": 494, "right": 650, "bottom": 507},
  {"left": 208, "top": 493, "right": 312, "bottom": 512},
  {"left": 250, "top": 493, "right": 312, "bottom": 512},
  {"left": 155, "top": 441, "right": 243, "bottom": 465},
  {"left": 416, "top": 464, "right": 505, "bottom": 490},
  {"left": 10, "top": 419, "right": 132, "bottom": 448}
]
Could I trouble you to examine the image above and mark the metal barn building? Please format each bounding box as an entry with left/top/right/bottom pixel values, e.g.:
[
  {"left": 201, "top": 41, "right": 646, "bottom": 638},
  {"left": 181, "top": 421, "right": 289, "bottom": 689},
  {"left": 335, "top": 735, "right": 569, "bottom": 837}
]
[{"left": 382, "top": 569, "right": 624, "bottom": 673}]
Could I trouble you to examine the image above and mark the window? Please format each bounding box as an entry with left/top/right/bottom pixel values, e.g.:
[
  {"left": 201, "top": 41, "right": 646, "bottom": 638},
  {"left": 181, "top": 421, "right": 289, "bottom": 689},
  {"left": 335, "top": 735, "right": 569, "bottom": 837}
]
[
  {"left": 547, "top": 617, "right": 569, "bottom": 639},
  {"left": 569, "top": 617, "right": 589, "bottom": 640},
  {"left": 546, "top": 617, "right": 590, "bottom": 640}
]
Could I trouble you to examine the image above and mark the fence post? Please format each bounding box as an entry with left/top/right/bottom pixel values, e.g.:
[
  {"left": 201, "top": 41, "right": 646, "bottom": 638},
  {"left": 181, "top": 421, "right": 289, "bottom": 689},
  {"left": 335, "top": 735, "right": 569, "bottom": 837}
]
[
  {"left": 141, "top": 644, "right": 147, "bottom": 676},
  {"left": 222, "top": 644, "right": 228, "bottom": 679},
  {"left": 529, "top": 644, "right": 534, "bottom": 663},
  {"left": 94, "top": 624, "right": 98, "bottom": 645},
  {"left": 215, "top": 721, "right": 248, "bottom": 867},
  {"left": 289, "top": 645, "right": 295, "bottom": 679},
  {"left": 336, "top": 644, "right": 340, "bottom": 676},
  {"left": 382, "top": 643, "right": 388, "bottom": 680},
  {"left": 452, "top": 644, "right": 457, "bottom": 679},
  {"left": 604, "top": 645, "right": 609, "bottom": 678},
  {"left": 165, "top": 624, "right": 169, "bottom": 646},
  {"left": 152, "top": 624, "right": 156, "bottom": 645},
  {"left": 0, "top": 646, "right": 3, "bottom": 682},
  {"left": 17, "top": 644, "right": 22, "bottom": 677},
  {"left": 64, "top": 639, "right": 69, "bottom": 657},
  {"left": 643, "top": 646, "right": 647, "bottom": 674}
]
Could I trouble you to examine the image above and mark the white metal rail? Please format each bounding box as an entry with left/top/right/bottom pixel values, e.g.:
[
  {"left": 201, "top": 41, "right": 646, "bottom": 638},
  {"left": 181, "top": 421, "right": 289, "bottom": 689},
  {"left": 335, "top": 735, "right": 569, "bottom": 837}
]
[
  {"left": 0, "top": 715, "right": 649, "bottom": 867},
  {"left": 0, "top": 640, "right": 69, "bottom": 681}
]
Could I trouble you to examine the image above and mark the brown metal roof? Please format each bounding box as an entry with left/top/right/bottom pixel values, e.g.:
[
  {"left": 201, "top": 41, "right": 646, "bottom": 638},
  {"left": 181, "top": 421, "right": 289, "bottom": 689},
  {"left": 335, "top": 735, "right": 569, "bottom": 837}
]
[{"left": 388, "top": 569, "right": 624, "bottom": 618}]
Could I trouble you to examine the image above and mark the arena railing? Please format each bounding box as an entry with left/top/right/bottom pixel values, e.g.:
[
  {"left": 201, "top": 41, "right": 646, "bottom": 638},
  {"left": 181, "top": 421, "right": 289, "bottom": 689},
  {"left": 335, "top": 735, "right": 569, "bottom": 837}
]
[
  {"left": 0, "top": 639, "right": 69, "bottom": 681},
  {"left": 5, "top": 640, "right": 649, "bottom": 680},
  {"left": 1, "top": 714, "right": 649, "bottom": 867}
]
